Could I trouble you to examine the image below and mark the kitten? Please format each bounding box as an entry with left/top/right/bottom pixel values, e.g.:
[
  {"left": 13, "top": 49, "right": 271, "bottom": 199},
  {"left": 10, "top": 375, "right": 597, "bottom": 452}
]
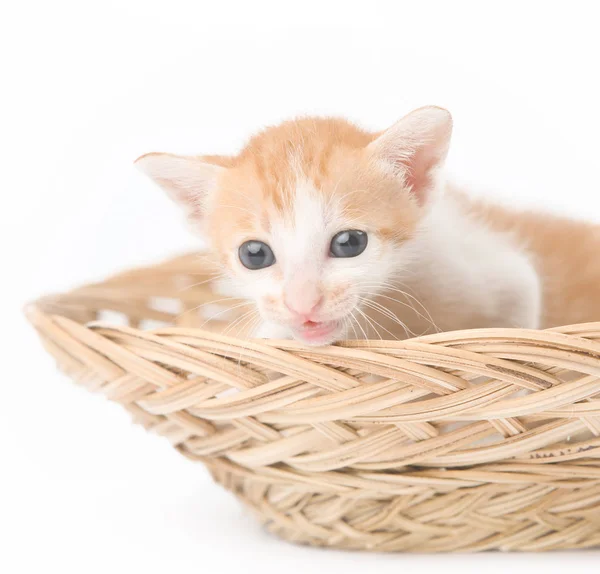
[{"left": 136, "top": 106, "right": 600, "bottom": 345}]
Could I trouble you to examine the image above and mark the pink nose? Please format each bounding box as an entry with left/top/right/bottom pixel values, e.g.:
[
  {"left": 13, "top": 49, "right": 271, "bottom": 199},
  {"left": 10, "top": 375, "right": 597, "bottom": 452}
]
[{"left": 284, "top": 293, "right": 323, "bottom": 318}]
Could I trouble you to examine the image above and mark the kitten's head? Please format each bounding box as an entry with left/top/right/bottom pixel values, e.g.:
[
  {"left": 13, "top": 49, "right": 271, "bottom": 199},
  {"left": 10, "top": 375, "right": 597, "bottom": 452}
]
[{"left": 136, "top": 106, "right": 452, "bottom": 344}]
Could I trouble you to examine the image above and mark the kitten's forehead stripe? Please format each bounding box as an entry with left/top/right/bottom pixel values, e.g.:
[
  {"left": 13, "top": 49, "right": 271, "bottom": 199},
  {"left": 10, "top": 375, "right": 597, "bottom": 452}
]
[
  {"left": 206, "top": 115, "right": 422, "bottom": 256},
  {"left": 220, "top": 117, "right": 373, "bottom": 207}
]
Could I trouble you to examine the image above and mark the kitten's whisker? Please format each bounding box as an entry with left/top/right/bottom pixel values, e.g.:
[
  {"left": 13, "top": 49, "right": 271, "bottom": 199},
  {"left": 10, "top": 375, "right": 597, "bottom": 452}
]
[
  {"left": 349, "top": 309, "right": 369, "bottom": 342},
  {"left": 358, "top": 282, "right": 440, "bottom": 332},
  {"left": 345, "top": 313, "right": 360, "bottom": 341},
  {"left": 232, "top": 314, "right": 263, "bottom": 371},
  {"left": 239, "top": 308, "right": 261, "bottom": 328},
  {"left": 380, "top": 290, "right": 439, "bottom": 332},
  {"left": 354, "top": 306, "right": 384, "bottom": 341},
  {"left": 362, "top": 300, "right": 423, "bottom": 338},
  {"left": 178, "top": 274, "right": 226, "bottom": 291},
  {"left": 195, "top": 301, "right": 254, "bottom": 330},
  {"left": 245, "top": 317, "right": 263, "bottom": 343},
  {"left": 357, "top": 300, "right": 403, "bottom": 340},
  {"left": 360, "top": 289, "right": 430, "bottom": 331},
  {"left": 176, "top": 297, "right": 251, "bottom": 320},
  {"left": 232, "top": 315, "right": 262, "bottom": 365},
  {"left": 384, "top": 280, "right": 440, "bottom": 330},
  {"left": 378, "top": 278, "right": 439, "bottom": 322},
  {"left": 222, "top": 308, "right": 258, "bottom": 337},
  {"left": 360, "top": 298, "right": 415, "bottom": 338}
]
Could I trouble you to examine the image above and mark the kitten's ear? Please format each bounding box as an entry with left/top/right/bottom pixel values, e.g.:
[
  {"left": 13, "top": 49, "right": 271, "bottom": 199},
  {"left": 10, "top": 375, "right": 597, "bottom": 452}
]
[
  {"left": 368, "top": 106, "right": 452, "bottom": 204},
  {"left": 134, "top": 152, "right": 223, "bottom": 223}
]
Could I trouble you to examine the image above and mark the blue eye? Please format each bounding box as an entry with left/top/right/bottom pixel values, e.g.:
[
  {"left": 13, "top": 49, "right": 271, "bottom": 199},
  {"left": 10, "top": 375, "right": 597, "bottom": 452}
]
[
  {"left": 239, "top": 241, "right": 275, "bottom": 269},
  {"left": 330, "top": 230, "right": 368, "bottom": 258}
]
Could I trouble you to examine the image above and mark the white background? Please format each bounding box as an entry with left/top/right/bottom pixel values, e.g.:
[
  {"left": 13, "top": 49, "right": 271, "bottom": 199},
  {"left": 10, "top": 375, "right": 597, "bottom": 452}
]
[{"left": 3, "top": 1, "right": 600, "bottom": 572}]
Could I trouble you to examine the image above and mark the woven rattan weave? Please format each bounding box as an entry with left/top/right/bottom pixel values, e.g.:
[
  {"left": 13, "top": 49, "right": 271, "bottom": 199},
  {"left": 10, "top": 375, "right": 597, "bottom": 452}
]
[{"left": 27, "top": 253, "right": 600, "bottom": 552}]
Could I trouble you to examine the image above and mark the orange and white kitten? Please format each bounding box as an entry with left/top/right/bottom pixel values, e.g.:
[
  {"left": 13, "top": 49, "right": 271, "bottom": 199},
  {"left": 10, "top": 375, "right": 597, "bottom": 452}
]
[{"left": 136, "top": 106, "right": 600, "bottom": 345}]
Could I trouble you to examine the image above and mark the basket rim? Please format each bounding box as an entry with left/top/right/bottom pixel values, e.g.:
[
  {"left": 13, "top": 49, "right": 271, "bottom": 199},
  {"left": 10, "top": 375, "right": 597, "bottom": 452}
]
[{"left": 24, "top": 299, "right": 600, "bottom": 348}]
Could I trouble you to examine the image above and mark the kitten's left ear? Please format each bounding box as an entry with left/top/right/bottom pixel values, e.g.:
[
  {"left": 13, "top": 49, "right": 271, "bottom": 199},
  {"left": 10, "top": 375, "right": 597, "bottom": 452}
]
[
  {"left": 368, "top": 106, "right": 453, "bottom": 204},
  {"left": 134, "top": 152, "right": 224, "bottom": 224}
]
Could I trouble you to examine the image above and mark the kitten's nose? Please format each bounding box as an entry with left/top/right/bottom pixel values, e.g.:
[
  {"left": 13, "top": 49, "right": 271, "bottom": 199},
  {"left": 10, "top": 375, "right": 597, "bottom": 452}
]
[
  {"left": 283, "top": 284, "right": 323, "bottom": 319},
  {"left": 284, "top": 296, "right": 323, "bottom": 319}
]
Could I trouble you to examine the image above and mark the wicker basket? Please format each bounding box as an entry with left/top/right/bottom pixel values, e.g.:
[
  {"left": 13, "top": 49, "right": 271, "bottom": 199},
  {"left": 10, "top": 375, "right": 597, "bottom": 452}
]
[{"left": 26, "top": 252, "right": 600, "bottom": 552}]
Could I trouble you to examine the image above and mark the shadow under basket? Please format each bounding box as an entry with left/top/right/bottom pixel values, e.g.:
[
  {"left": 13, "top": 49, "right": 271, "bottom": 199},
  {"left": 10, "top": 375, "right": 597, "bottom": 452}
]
[{"left": 26, "top": 252, "right": 600, "bottom": 552}]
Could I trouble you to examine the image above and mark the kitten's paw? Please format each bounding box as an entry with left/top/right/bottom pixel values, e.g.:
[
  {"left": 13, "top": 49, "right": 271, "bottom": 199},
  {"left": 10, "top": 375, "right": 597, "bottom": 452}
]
[{"left": 254, "top": 322, "right": 291, "bottom": 340}]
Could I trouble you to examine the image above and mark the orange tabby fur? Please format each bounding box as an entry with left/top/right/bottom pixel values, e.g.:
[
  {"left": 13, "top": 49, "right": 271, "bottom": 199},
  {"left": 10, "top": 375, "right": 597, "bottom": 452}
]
[
  {"left": 460, "top": 191, "right": 600, "bottom": 328},
  {"left": 204, "top": 117, "right": 420, "bottom": 262}
]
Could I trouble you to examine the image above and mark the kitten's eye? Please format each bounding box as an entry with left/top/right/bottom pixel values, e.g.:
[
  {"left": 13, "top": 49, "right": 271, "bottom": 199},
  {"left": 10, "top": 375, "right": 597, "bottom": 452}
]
[
  {"left": 330, "top": 230, "right": 368, "bottom": 258},
  {"left": 238, "top": 240, "right": 276, "bottom": 269}
]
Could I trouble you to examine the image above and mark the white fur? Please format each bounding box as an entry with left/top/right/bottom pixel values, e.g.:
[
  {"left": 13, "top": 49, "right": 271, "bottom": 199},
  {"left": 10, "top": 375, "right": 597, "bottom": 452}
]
[{"left": 396, "top": 192, "right": 541, "bottom": 332}]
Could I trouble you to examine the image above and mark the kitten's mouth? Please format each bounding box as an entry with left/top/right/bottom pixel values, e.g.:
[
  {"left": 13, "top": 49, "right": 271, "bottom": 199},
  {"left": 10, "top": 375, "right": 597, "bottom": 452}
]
[{"left": 292, "top": 320, "right": 341, "bottom": 345}]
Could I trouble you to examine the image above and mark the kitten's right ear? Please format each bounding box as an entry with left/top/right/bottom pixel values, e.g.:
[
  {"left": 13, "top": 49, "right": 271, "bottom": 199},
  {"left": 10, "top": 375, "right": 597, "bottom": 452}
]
[
  {"left": 134, "top": 152, "right": 223, "bottom": 222},
  {"left": 367, "top": 106, "right": 452, "bottom": 205}
]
